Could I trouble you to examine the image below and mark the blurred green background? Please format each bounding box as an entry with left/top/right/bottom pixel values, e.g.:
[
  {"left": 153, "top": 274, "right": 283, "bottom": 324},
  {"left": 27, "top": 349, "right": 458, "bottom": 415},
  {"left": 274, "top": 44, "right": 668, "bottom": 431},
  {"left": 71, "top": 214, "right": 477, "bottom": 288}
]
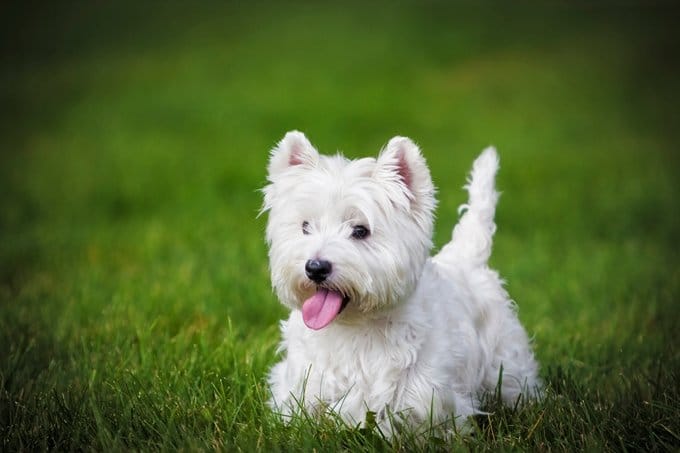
[{"left": 1, "top": 1, "right": 678, "bottom": 450}]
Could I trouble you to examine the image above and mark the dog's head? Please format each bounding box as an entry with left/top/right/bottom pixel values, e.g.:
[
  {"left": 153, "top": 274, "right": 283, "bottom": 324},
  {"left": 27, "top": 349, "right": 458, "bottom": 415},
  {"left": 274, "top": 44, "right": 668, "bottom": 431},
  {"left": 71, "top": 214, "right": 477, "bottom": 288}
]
[{"left": 262, "top": 131, "right": 436, "bottom": 329}]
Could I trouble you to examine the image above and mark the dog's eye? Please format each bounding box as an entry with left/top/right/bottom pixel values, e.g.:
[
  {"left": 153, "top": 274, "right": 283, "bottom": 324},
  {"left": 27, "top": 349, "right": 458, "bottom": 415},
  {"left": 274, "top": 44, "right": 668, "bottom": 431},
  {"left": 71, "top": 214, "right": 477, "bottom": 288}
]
[
  {"left": 351, "top": 225, "right": 370, "bottom": 240},
  {"left": 302, "top": 221, "right": 310, "bottom": 235}
]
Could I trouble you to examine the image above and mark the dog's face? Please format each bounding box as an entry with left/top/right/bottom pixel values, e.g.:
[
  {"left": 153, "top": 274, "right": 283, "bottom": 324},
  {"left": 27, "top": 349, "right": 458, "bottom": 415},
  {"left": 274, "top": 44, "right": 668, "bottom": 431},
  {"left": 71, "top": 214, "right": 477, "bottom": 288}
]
[{"left": 262, "top": 131, "right": 436, "bottom": 329}]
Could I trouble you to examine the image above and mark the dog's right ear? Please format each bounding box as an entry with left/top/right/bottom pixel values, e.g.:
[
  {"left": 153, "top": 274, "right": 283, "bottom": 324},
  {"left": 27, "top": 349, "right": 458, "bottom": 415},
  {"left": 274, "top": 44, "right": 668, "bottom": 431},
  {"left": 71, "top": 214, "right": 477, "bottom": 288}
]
[{"left": 268, "top": 131, "right": 319, "bottom": 180}]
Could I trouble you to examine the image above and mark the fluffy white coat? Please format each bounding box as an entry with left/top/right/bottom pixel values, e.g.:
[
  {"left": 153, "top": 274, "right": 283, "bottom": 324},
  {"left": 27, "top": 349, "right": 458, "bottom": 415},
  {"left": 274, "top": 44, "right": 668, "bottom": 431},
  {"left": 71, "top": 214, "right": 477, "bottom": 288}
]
[{"left": 262, "top": 131, "right": 540, "bottom": 434}]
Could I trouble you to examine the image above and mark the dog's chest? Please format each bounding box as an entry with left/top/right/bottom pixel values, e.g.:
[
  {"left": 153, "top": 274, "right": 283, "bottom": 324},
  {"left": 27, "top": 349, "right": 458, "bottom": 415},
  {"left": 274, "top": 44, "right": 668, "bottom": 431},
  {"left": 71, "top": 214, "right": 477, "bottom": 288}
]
[{"left": 295, "top": 320, "right": 422, "bottom": 401}]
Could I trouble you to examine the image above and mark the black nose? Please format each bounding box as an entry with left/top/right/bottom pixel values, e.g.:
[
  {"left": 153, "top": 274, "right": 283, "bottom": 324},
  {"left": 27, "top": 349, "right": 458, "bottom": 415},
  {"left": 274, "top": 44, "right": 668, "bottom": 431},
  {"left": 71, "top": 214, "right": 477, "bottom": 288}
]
[{"left": 305, "top": 259, "right": 332, "bottom": 283}]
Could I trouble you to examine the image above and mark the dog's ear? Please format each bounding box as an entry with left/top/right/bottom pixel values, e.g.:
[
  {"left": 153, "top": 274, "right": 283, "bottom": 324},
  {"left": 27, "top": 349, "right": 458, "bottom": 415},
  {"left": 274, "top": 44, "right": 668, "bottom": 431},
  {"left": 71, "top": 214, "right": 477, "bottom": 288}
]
[
  {"left": 268, "top": 131, "right": 319, "bottom": 180},
  {"left": 375, "top": 136, "right": 435, "bottom": 210}
]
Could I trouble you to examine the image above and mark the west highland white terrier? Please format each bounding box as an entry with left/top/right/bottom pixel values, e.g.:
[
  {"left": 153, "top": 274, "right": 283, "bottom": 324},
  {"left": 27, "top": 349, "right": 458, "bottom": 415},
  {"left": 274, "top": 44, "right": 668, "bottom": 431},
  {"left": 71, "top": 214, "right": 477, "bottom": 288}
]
[{"left": 262, "top": 131, "right": 540, "bottom": 435}]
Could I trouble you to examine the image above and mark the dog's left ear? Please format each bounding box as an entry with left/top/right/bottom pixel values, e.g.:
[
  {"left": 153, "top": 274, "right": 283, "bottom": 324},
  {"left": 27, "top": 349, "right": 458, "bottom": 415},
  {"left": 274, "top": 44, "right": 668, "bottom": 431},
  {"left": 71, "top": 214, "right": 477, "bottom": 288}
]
[{"left": 375, "top": 136, "right": 435, "bottom": 210}]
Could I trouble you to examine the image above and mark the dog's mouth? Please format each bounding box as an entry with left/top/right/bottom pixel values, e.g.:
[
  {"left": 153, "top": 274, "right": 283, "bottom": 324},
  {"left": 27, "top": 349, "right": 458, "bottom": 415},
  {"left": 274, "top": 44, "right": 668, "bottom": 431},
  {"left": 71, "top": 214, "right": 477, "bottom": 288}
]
[{"left": 301, "top": 287, "right": 350, "bottom": 330}]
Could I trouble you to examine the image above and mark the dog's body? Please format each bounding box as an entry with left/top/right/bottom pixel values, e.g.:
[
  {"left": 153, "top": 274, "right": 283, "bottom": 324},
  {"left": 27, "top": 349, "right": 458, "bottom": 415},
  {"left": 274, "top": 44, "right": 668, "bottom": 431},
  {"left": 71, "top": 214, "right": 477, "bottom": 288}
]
[{"left": 263, "top": 132, "right": 540, "bottom": 433}]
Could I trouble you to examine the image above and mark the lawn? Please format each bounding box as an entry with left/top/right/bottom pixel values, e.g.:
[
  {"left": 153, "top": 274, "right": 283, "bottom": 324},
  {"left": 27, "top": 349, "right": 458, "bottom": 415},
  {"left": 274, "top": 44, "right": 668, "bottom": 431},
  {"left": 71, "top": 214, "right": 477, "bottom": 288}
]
[{"left": 1, "top": 1, "right": 678, "bottom": 450}]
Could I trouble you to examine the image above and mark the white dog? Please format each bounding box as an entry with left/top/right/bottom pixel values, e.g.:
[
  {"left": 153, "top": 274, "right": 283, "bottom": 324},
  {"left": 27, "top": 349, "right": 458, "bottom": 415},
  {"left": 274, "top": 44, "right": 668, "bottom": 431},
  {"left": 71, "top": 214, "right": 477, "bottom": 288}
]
[{"left": 262, "top": 131, "right": 540, "bottom": 435}]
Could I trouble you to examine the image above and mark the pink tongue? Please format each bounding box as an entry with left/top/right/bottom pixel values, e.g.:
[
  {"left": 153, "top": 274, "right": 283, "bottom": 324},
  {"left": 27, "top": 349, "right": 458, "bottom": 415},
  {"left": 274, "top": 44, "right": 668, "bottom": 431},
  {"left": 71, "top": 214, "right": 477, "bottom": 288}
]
[{"left": 302, "top": 288, "right": 344, "bottom": 330}]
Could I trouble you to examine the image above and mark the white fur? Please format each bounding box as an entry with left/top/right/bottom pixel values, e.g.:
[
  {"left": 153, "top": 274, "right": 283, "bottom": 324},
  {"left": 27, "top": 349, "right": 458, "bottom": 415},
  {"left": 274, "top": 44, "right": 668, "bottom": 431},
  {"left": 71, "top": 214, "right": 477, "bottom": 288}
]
[{"left": 262, "top": 131, "right": 540, "bottom": 435}]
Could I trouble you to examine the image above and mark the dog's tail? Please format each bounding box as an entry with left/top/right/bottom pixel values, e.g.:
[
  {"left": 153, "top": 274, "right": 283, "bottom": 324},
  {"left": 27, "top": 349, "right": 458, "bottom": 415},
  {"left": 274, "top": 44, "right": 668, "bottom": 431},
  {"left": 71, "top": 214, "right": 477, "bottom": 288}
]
[{"left": 434, "top": 147, "right": 500, "bottom": 269}]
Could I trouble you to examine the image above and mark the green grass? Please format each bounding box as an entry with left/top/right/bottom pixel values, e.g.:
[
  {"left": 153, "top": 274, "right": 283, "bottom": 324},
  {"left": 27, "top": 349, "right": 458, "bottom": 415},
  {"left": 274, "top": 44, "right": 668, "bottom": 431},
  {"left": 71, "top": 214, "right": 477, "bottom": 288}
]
[{"left": 1, "top": 1, "right": 678, "bottom": 450}]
